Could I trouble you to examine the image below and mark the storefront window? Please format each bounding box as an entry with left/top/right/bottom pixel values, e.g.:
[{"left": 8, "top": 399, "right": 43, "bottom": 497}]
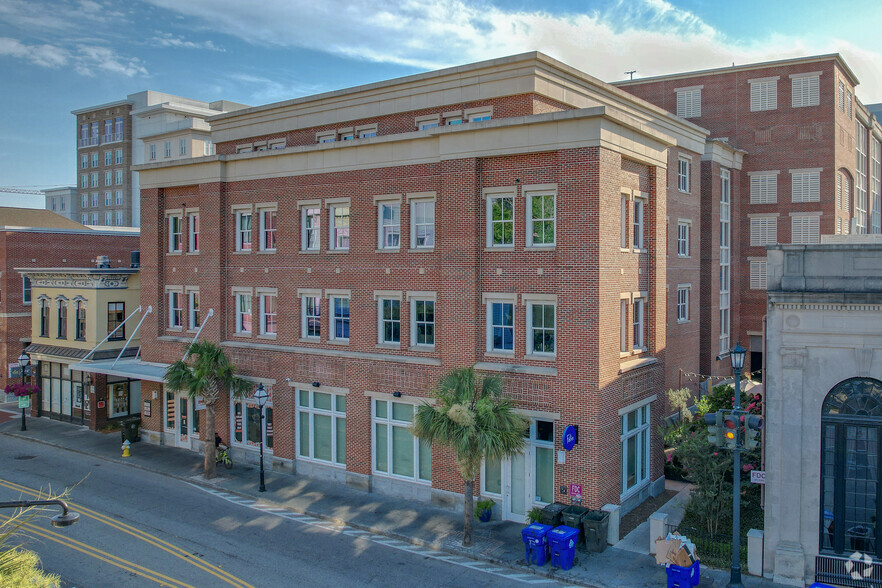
[
  {"left": 372, "top": 399, "right": 431, "bottom": 482},
  {"left": 231, "top": 390, "right": 273, "bottom": 450}
]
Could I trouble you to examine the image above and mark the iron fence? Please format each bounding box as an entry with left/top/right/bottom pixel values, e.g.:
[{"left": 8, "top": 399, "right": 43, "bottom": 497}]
[
  {"left": 672, "top": 525, "right": 746, "bottom": 570},
  {"left": 816, "top": 554, "right": 882, "bottom": 588}
]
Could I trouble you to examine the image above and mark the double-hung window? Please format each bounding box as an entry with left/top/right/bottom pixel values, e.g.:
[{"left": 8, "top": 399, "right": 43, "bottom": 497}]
[
  {"left": 485, "top": 189, "right": 514, "bottom": 247},
  {"left": 633, "top": 197, "right": 645, "bottom": 249},
  {"left": 187, "top": 289, "right": 200, "bottom": 330},
  {"left": 329, "top": 293, "right": 350, "bottom": 342},
  {"left": 377, "top": 198, "right": 400, "bottom": 249},
  {"left": 179, "top": 139, "right": 186, "bottom": 156},
  {"left": 115, "top": 191, "right": 123, "bottom": 205},
  {"left": 187, "top": 211, "right": 199, "bottom": 253},
  {"left": 526, "top": 188, "right": 556, "bottom": 247},
  {"left": 525, "top": 295, "right": 556, "bottom": 356},
  {"left": 81, "top": 175, "right": 88, "bottom": 189},
  {"left": 259, "top": 205, "right": 277, "bottom": 251},
  {"left": 81, "top": 194, "right": 88, "bottom": 208},
  {"left": 115, "top": 210, "right": 123, "bottom": 226},
  {"left": 104, "top": 171, "right": 112, "bottom": 186},
  {"left": 104, "top": 151, "right": 112, "bottom": 166},
  {"left": 104, "top": 211, "right": 112, "bottom": 226},
  {"left": 373, "top": 399, "right": 431, "bottom": 482},
  {"left": 485, "top": 295, "right": 515, "bottom": 353},
  {"left": 75, "top": 300, "right": 86, "bottom": 340},
  {"left": 107, "top": 302, "right": 125, "bottom": 340},
  {"left": 234, "top": 289, "right": 252, "bottom": 334},
  {"left": 90, "top": 173, "right": 98, "bottom": 188},
  {"left": 621, "top": 402, "right": 651, "bottom": 497},
  {"left": 677, "top": 286, "right": 690, "bottom": 323},
  {"left": 632, "top": 296, "right": 646, "bottom": 350},
  {"left": 678, "top": 157, "right": 691, "bottom": 192},
  {"left": 749, "top": 77, "right": 778, "bottom": 111},
  {"left": 91, "top": 152, "right": 98, "bottom": 167},
  {"left": 298, "top": 389, "right": 346, "bottom": 466},
  {"left": 300, "top": 292, "right": 321, "bottom": 339},
  {"left": 168, "top": 213, "right": 183, "bottom": 252},
  {"left": 259, "top": 289, "right": 277, "bottom": 336},
  {"left": 409, "top": 294, "right": 435, "bottom": 348},
  {"left": 409, "top": 194, "right": 435, "bottom": 249},
  {"left": 167, "top": 290, "right": 183, "bottom": 329},
  {"left": 328, "top": 200, "right": 350, "bottom": 251},
  {"left": 677, "top": 221, "right": 690, "bottom": 257},
  {"left": 104, "top": 192, "right": 112, "bottom": 206},
  {"left": 115, "top": 169, "right": 123, "bottom": 185},
  {"left": 149, "top": 144, "right": 156, "bottom": 160},
  {"left": 115, "top": 149, "right": 123, "bottom": 165},
  {"left": 376, "top": 295, "right": 401, "bottom": 345},
  {"left": 80, "top": 155, "right": 88, "bottom": 169},
  {"left": 235, "top": 208, "right": 252, "bottom": 251},
  {"left": 620, "top": 298, "right": 629, "bottom": 353},
  {"left": 164, "top": 141, "right": 171, "bottom": 158},
  {"left": 57, "top": 300, "right": 67, "bottom": 339},
  {"left": 39, "top": 298, "right": 49, "bottom": 338},
  {"left": 301, "top": 204, "right": 321, "bottom": 251}
]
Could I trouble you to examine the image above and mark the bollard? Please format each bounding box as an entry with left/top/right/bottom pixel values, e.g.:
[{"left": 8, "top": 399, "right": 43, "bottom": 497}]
[{"left": 122, "top": 439, "right": 131, "bottom": 458}]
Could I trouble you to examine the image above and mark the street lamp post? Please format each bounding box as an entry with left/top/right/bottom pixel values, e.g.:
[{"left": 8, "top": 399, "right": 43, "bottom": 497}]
[
  {"left": 727, "top": 342, "right": 747, "bottom": 588},
  {"left": 254, "top": 383, "right": 268, "bottom": 493},
  {"left": 18, "top": 351, "right": 30, "bottom": 432},
  {"left": 0, "top": 499, "right": 80, "bottom": 527}
]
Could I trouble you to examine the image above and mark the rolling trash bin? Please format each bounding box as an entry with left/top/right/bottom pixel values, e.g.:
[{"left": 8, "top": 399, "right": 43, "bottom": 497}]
[
  {"left": 665, "top": 561, "right": 700, "bottom": 588},
  {"left": 547, "top": 525, "right": 580, "bottom": 570},
  {"left": 121, "top": 418, "right": 141, "bottom": 443},
  {"left": 582, "top": 509, "right": 610, "bottom": 553},
  {"left": 521, "top": 523, "right": 553, "bottom": 566},
  {"left": 539, "top": 502, "right": 569, "bottom": 527},
  {"left": 561, "top": 505, "right": 589, "bottom": 550}
]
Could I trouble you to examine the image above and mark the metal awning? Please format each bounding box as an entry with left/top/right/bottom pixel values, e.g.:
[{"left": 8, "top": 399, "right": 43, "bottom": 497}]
[{"left": 78, "top": 358, "right": 169, "bottom": 383}]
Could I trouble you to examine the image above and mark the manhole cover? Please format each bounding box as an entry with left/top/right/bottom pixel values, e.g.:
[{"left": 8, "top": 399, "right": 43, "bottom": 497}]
[{"left": 14, "top": 455, "right": 36, "bottom": 460}]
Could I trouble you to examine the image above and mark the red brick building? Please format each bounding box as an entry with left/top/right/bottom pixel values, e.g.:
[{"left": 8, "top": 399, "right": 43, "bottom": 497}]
[
  {"left": 616, "top": 54, "right": 882, "bottom": 379},
  {"left": 0, "top": 207, "right": 139, "bottom": 395},
  {"left": 124, "top": 52, "right": 713, "bottom": 527}
]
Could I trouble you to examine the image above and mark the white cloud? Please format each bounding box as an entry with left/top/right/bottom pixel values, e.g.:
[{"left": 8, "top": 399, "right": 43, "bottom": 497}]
[
  {"left": 0, "top": 37, "right": 69, "bottom": 68},
  {"left": 152, "top": 32, "right": 224, "bottom": 52},
  {"left": 226, "top": 73, "right": 327, "bottom": 104},
  {"left": 145, "top": 0, "right": 882, "bottom": 100},
  {"left": 74, "top": 45, "right": 148, "bottom": 77}
]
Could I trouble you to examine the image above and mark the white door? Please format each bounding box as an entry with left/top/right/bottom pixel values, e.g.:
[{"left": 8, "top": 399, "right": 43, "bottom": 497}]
[
  {"left": 505, "top": 451, "right": 529, "bottom": 521},
  {"left": 165, "top": 391, "right": 191, "bottom": 448}
]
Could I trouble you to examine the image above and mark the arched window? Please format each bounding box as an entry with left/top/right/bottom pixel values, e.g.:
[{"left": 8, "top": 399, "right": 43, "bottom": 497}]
[
  {"left": 75, "top": 300, "right": 87, "bottom": 341},
  {"left": 39, "top": 298, "right": 49, "bottom": 337},
  {"left": 57, "top": 299, "right": 68, "bottom": 339},
  {"left": 821, "top": 377, "right": 882, "bottom": 557}
]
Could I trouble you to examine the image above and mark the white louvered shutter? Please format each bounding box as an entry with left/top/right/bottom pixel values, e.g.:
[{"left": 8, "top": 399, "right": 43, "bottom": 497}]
[
  {"left": 791, "top": 216, "right": 819, "bottom": 244},
  {"left": 750, "top": 261, "right": 767, "bottom": 290},
  {"left": 751, "top": 174, "right": 778, "bottom": 204},
  {"left": 792, "top": 76, "right": 819, "bottom": 108},
  {"left": 750, "top": 217, "right": 777, "bottom": 246},
  {"left": 792, "top": 172, "right": 820, "bottom": 202}
]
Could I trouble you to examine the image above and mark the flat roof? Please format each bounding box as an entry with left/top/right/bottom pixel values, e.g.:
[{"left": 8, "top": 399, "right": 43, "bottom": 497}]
[{"left": 0, "top": 207, "right": 91, "bottom": 231}]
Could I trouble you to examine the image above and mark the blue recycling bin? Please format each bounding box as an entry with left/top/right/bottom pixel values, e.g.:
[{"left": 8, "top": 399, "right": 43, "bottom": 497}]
[
  {"left": 547, "top": 525, "right": 580, "bottom": 570},
  {"left": 521, "top": 523, "right": 553, "bottom": 566},
  {"left": 666, "top": 561, "right": 700, "bottom": 588}
]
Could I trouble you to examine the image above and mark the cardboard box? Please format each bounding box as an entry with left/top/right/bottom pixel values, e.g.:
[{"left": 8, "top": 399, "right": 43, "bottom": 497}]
[{"left": 654, "top": 532, "right": 699, "bottom": 567}]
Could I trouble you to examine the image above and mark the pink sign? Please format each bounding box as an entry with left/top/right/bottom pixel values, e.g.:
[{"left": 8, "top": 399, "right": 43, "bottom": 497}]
[{"left": 570, "top": 484, "right": 583, "bottom": 499}]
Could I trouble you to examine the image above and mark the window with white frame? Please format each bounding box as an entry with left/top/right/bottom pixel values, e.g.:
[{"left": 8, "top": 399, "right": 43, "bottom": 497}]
[
  {"left": 791, "top": 74, "right": 819, "bottom": 108},
  {"left": 115, "top": 210, "right": 123, "bottom": 226},
  {"left": 750, "top": 77, "right": 778, "bottom": 111},
  {"left": 104, "top": 211, "right": 112, "bottom": 226},
  {"left": 297, "top": 389, "right": 346, "bottom": 465},
  {"left": 373, "top": 399, "right": 431, "bottom": 482},
  {"left": 487, "top": 192, "right": 514, "bottom": 247},
  {"left": 91, "top": 173, "right": 98, "bottom": 187},
  {"left": 81, "top": 194, "right": 88, "bottom": 209},
  {"left": 80, "top": 175, "right": 88, "bottom": 189},
  {"left": 22, "top": 276, "right": 31, "bottom": 305},
  {"left": 633, "top": 296, "right": 645, "bottom": 350},
  {"left": 487, "top": 298, "right": 514, "bottom": 353},
  {"left": 81, "top": 154, "right": 88, "bottom": 169},
  {"left": 750, "top": 173, "right": 778, "bottom": 204},
  {"left": 104, "top": 192, "right": 112, "bottom": 206},
  {"left": 791, "top": 170, "right": 820, "bottom": 202},
  {"left": 168, "top": 290, "right": 183, "bottom": 329},
  {"left": 678, "top": 157, "right": 691, "bottom": 192},
  {"left": 620, "top": 194, "right": 629, "bottom": 248},
  {"left": 467, "top": 109, "right": 492, "bottom": 122},
  {"left": 330, "top": 294, "right": 350, "bottom": 342},
  {"left": 104, "top": 151, "right": 112, "bottom": 166},
  {"left": 410, "top": 197, "right": 435, "bottom": 248},
  {"left": 168, "top": 214, "right": 183, "bottom": 252},
  {"left": 526, "top": 299, "right": 555, "bottom": 356},
  {"left": 179, "top": 139, "right": 186, "bottom": 156},
  {"left": 187, "top": 289, "right": 200, "bottom": 330},
  {"left": 235, "top": 290, "right": 252, "bottom": 334},
  {"left": 483, "top": 420, "right": 554, "bottom": 504},
  {"left": 527, "top": 190, "right": 555, "bottom": 247},
  {"left": 750, "top": 217, "right": 777, "bottom": 246},
  {"left": 259, "top": 206, "right": 277, "bottom": 251},
  {"left": 621, "top": 402, "right": 651, "bottom": 496},
  {"left": 188, "top": 212, "right": 199, "bottom": 252},
  {"left": 677, "top": 221, "right": 690, "bottom": 257},
  {"left": 301, "top": 294, "right": 321, "bottom": 339},
  {"left": 91, "top": 193, "right": 98, "bottom": 207},
  {"left": 301, "top": 205, "right": 321, "bottom": 251},
  {"left": 791, "top": 215, "right": 820, "bottom": 244},
  {"left": 149, "top": 144, "right": 156, "bottom": 160},
  {"left": 378, "top": 200, "right": 400, "bottom": 249},
  {"left": 50, "top": 198, "right": 56, "bottom": 212},
  {"left": 750, "top": 260, "right": 768, "bottom": 290},
  {"left": 91, "top": 152, "right": 98, "bottom": 167},
  {"left": 115, "top": 149, "right": 123, "bottom": 165},
  {"left": 91, "top": 212, "right": 98, "bottom": 225},
  {"left": 329, "top": 203, "right": 350, "bottom": 250},
  {"left": 856, "top": 123, "right": 869, "bottom": 234},
  {"left": 115, "top": 191, "right": 123, "bottom": 205},
  {"left": 164, "top": 141, "right": 171, "bottom": 158},
  {"left": 204, "top": 140, "right": 214, "bottom": 156},
  {"left": 115, "top": 169, "right": 123, "bottom": 185},
  {"left": 232, "top": 391, "right": 273, "bottom": 450},
  {"left": 872, "top": 137, "right": 881, "bottom": 234},
  {"left": 81, "top": 213, "right": 88, "bottom": 224},
  {"left": 677, "top": 286, "right": 690, "bottom": 322},
  {"left": 377, "top": 297, "right": 401, "bottom": 345},
  {"left": 620, "top": 299, "right": 628, "bottom": 353},
  {"left": 633, "top": 197, "right": 645, "bottom": 249},
  {"left": 317, "top": 131, "right": 336, "bottom": 143},
  {"left": 59, "top": 197, "right": 65, "bottom": 211},
  {"left": 236, "top": 209, "right": 252, "bottom": 251},
  {"left": 415, "top": 115, "right": 440, "bottom": 130},
  {"left": 410, "top": 296, "right": 435, "bottom": 348},
  {"left": 676, "top": 87, "right": 701, "bottom": 118},
  {"left": 104, "top": 171, "right": 111, "bottom": 186},
  {"left": 259, "top": 290, "right": 277, "bottom": 336},
  {"left": 357, "top": 125, "right": 377, "bottom": 138}
]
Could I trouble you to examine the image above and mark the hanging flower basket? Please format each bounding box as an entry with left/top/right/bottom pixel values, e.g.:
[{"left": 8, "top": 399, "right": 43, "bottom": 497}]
[{"left": 4, "top": 383, "right": 40, "bottom": 397}]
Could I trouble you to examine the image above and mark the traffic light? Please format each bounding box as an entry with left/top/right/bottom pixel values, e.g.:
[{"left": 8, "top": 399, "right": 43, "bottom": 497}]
[
  {"left": 723, "top": 413, "right": 739, "bottom": 449},
  {"left": 743, "top": 414, "right": 764, "bottom": 450},
  {"left": 705, "top": 411, "right": 724, "bottom": 447}
]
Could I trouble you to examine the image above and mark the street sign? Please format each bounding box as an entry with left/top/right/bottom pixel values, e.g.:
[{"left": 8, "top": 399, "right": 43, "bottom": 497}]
[
  {"left": 18, "top": 396, "right": 30, "bottom": 409},
  {"left": 570, "top": 484, "right": 583, "bottom": 500},
  {"left": 8, "top": 363, "right": 21, "bottom": 379},
  {"left": 750, "top": 470, "right": 765, "bottom": 485},
  {"left": 562, "top": 425, "right": 578, "bottom": 451}
]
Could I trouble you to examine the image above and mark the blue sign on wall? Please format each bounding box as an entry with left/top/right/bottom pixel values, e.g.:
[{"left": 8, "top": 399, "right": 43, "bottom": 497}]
[{"left": 562, "top": 425, "right": 578, "bottom": 451}]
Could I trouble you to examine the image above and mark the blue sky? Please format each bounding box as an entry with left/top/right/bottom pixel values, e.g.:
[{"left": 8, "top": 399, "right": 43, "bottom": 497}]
[{"left": 2, "top": 0, "right": 881, "bottom": 207}]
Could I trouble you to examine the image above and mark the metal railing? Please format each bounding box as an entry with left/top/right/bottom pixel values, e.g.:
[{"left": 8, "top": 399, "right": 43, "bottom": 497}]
[
  {"left": 816, "top": 554, "right": 882, "bottom": 588},
  {"left": 673, "top": 525, "right": 747, "bottom": 569},
  {"left": 102, "top": 132, "right": 123, "bottom": 143}
]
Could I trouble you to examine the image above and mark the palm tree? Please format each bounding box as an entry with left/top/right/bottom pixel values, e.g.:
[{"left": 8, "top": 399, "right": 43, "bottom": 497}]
[
  {"left": 164, "top": 341, "right": 253, "bottom": 479},
  {"left": 413, "top": 366, "right": 528, "bottom": 547}
]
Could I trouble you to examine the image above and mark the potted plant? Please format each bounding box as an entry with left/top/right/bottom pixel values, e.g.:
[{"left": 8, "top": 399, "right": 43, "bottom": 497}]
[
  {"left": 474, "top": 499, "right": 495, "bottom": 522},
  {"left": 526, "top": 507, "right": 542, "bottom": 524}
]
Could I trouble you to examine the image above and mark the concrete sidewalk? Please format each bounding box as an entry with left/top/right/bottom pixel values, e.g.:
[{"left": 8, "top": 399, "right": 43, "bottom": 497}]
[{"left": 0, "top": 412, "right": 781, "bottom": 587}]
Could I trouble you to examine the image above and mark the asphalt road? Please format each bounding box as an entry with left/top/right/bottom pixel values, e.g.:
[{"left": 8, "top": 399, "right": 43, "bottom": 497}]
[{"left": 0, "top": 434, "right": 560, "bottom": 587}]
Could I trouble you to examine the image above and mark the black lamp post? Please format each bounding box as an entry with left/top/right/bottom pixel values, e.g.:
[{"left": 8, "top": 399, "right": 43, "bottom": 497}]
[
  {"left": 728, "top": 342, "right": 747, "bottom": 588},
  {"left": 254, "top": 383, "right": 268, "bottom": 493},
  {"left": 0, "top": 499, "right": 79, "bottom": 527},
  {"left": 18, "top": 350, "right": 30, "bottom": 432}
]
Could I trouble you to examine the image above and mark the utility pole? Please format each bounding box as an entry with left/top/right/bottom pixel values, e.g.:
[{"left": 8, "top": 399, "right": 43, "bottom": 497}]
[{"left": 625, "top": 70, "right": 637, "bottom": 81}]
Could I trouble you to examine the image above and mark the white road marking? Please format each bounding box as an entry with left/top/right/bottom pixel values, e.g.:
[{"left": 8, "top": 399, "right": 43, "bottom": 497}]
[{"left": 194, "top": 485, "right": 568, "bottom": 586}]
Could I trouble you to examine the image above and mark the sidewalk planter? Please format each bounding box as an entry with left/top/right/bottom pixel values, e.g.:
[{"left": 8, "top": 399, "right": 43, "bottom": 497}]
[
  {"left": 582, "top": 509, "right": 610, "bottom": 553},
  {"left": 521, "top": 523, "right": 553, "bottom": 566},
  {"left": 539, "top": 502, "right": 568, "bottom": 527},
  {"left": 561, "top": 505, "right": 589, "bottom": 551},
  {"left": 665, "top": 561, "right": 700, "bottom": 588},
  {"left": 548, "top": 525, "right": 580, "bottom": 571},
  {"left": 474, "top": 499, "right": 495, "bottom": 523}
]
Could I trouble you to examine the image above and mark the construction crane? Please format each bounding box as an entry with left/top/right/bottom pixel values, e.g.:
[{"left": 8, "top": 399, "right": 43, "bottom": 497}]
[{"left": 0, "top": 187, "right": 53, "bottom": 195}]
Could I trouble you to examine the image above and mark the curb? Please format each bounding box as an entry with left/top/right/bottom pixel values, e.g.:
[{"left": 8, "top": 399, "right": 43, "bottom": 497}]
[{"left": 1, "top": 429, "right": 598, "bottom": 587}]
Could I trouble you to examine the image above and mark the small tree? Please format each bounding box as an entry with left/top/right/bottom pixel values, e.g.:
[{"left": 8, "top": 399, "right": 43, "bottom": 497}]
[
  {"left": 164, "top": 341, "right": 252, "bottom": 479},
  {"left": 413, "top": 367, "right": 529, "bottom": 547}
]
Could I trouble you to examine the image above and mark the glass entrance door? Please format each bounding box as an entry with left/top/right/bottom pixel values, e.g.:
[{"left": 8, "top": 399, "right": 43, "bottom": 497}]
[{"left": 165, "top": 390, "right": 193, "bottom": 448}]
